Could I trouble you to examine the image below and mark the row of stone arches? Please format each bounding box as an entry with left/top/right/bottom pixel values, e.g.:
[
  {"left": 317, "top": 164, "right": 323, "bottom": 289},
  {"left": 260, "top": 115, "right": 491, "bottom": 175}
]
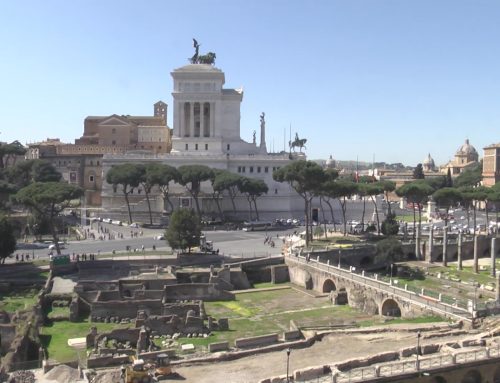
[
  {"left": 428, "top": 366, "right": 500, "bottom": 383},
  {"left": 321, "top": 278, "right": 402, "bottom": 317}
]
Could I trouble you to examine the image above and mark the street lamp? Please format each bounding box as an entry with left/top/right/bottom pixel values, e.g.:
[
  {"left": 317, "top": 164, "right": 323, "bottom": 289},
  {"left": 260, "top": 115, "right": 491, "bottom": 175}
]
[
  {"left": 390, "top": 263, "right": 394, "bottom": 284},
  {"left": 286, "top": 348, "right": 291, "bottom": 383},
  {"left": 338, "top": 249, "right": 342, "bottom": 268},
  {"left": 416, "top": 331, "right": 421, "bottom": 370}
]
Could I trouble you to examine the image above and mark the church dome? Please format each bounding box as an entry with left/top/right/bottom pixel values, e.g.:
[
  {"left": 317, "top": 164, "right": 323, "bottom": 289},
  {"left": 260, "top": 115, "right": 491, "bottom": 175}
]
[
  {"left": 422, "top": 153, "right": 435, "bottom": 171},
  {"left": 325, "top": 155, "right": 336, "bottom": 168},
  {"left": 456, "top": 139, "right": 478, "bottom": 156}
]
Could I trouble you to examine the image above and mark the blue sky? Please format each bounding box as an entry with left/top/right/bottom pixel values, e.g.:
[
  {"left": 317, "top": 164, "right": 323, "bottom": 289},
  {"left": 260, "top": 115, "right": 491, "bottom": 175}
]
[{"left": 1, "top": 0, "right": 499, "bottom": 166}]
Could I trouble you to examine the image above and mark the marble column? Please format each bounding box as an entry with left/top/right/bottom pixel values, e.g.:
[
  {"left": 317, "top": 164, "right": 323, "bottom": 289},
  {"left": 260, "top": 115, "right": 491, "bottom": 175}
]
[
  {"left": 210, "top": 102, "right": 216, "bottom": 137},
  {"left": 190, "top": 102, "right": 195, "bottom": 138},
  {"left": 491, "top": 237, "right": 497, "bottom": 277},
  {"left": 427, "top": 227, "right": 434, "bottom": 263},
  {"left": 497, "top": 272, "right": 500, "bottom": 302},
  {"left": 473, "top": 235, "right": 479, "bottom": 274},
  {"left": 442, "top": 226, "right": 448, "bottom": 267},
  {"left": 200, "top": 102, "right": 204, "bottom": 137},
  {"left": 415, "top": 227, "right": 421, "bottom": 260},
  {"left": 457, "top": 232, "right": 463, "bottom": 271}
]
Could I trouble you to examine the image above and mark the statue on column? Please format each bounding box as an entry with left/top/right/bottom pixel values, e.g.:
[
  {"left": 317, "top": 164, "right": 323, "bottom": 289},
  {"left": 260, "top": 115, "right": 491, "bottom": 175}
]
[
  {"left": 259, "top": 112, "right": 267, "bottom": 153},
  {"left": 252, "top": 130, "right": 256, "bottom": 144},
  {"left": 190, "top": 38, "right": 217, "bottom": 65},
  {"left": 190, "top": 38, "right": 200, "bottom": 64}
]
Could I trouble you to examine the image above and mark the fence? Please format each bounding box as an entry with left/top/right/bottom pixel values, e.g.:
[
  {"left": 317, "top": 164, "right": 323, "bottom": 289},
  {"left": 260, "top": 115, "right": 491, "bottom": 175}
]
[
  {"left": 287, "top": 254, "right": 473, "bottom": 322},
  {"left": 297, "top": 347, "right": 499, "bottom": 383}
]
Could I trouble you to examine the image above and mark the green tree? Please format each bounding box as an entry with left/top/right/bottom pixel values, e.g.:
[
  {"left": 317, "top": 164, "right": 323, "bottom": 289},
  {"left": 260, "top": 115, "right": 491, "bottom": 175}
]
[
  {"left": 239, "top": 177, "right": 268, "bottom": 221},
  {"left": 0, "top": 140, "right": 26, "bottom": 169},
  {"left": 13, "top": 182, "right": 83, "bottom": 254},
  {"left": 6, "top": 159, "right": 62, "bottom": 190},
  {"left": 177, "top": 165, "right": 214, "bottom": 216},
  {"left": 318, "top": 168, "right": 339, "bottom": 235},
  {"left": 364, "top": 182, "right": 384, "bottom": 235},
  {"left": 432, "top": 187, "right": 462, "bottom": 227},
  {"left": 375, "top": 237, "right": 405, "bottom": 265},
  {"left": 148, "top": 164, "right": 179, "bottom": 215},
  {"left": 106, "top": 164, "right": 144, "bottom": 224},
  {"left": 138, "top": 164, "right": 158, "bottom": 225},
  {"left": 0, "top": 216, "right": 16, "bottom": 264},
  {"left": 212, "top": 171, "right": 243, "bottom": 216},
  {"left": 209, "top": 169, "right": 225, "bottom": 220},
  {"left": 396, "top": 181, "right": 434, "bottom": 236},
  {"left": 322, "top": 180, "right": 359, "bottom": 236},
  {"left": 273, "top": 161, "right": 326, "bottom": 245},
  {"left": 454, "top": 164, "right": 482, "bottom": 188},
  {"left": 380, "top": 180, "right": 396, "bottom": 217},
  {"left": 166, "top": 209, "right": 201, "bottom": 253},
  {"left": 413, "top": 164, "right": 425, "bottom": 179},
  {"left": 381, "top": 212, "right": 399, "bottom": 236}
]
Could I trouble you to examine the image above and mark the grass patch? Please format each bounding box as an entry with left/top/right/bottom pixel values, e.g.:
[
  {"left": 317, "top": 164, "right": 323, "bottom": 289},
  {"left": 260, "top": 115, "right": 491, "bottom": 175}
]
[
  {"left": 0, "top": 289, "right": 39, "bottom": 313},
  {"left": 252, "top": 282, "right": 289, "bottom": 289},
  {"left": 359, "top": 315, "right": 446, "bottom": 327},
  {"left": 206, "top": 301, "right": 259, "bottom": 318},
  {"left": 40, "top": 320, "right": 130, "bottom": 363},
  {"left": 47, "top": 306, "right": 70, "bottom": 320}
]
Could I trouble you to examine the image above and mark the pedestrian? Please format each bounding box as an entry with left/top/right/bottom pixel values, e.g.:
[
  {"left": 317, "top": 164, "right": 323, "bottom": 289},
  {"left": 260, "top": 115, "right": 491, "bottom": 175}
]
[{"left": 15, "top": 254, "right": 19, "bottom": 262}]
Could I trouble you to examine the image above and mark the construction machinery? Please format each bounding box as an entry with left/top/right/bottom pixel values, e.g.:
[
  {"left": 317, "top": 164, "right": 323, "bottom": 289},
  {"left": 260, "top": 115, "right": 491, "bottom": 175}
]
[
  {"left": 199, "top": 235, "right": 216, "bottom": 254},
  {"left": 154, "top": 353, "right": 173, "bottom": 379},
  {"left": 121, "top": 358, "right": 153, "bottom": 383}
]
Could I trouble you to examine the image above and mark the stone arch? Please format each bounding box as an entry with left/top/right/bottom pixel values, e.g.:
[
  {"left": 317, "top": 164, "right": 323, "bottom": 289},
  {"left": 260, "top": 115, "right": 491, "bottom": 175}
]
[
  {"left": 359, "top": 256, "right": 372, "bottom": 267},
  {"left": 381, "top": 298, "right": 401, "bottom": 317},
  {"left": 493, "top": 365, "right": 500, "bottom": 383},
  {"left": 461, "top": 369, "right": 482, "bottom": 383},
  {"left": 322, "top": 279, "right": 336, "bottom": 293},
  {"left": 431, "top": 377, "right": 448, "bottom": 383}
]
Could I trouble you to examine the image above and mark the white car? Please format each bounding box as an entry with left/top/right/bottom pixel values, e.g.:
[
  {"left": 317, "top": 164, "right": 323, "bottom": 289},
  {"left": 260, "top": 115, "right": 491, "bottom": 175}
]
[
  {"left": 129, "top": 223, "right": 140, "bottom": 228},
  {"left": 155, "top": 234, "right": 165, "bottom": 240},
  {"left": 49, "top": 242, "right": 65, "bottom": 250}
]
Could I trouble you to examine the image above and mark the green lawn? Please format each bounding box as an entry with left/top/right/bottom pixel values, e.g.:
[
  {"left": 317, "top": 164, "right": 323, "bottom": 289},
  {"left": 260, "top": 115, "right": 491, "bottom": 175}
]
[
  {"left": 0, "top": 289, "right": 39, "bottom": 313},
  {"left": 359, "top": 315, "right": 446, "bottom": 327},
  {"left": 40, "top": 320, "right": 131, "bottom": 363}
]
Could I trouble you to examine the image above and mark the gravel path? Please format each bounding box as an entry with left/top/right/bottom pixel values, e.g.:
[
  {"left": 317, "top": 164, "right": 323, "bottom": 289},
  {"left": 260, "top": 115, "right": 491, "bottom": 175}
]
[{"left": 173, "top": 326, "right": 466, "bottom": 383}]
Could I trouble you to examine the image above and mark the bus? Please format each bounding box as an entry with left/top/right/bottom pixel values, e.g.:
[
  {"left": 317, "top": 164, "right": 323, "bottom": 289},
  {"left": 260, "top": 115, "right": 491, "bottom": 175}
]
[{"left": 242, "top": 221, "right": 273, "bottom": 231}]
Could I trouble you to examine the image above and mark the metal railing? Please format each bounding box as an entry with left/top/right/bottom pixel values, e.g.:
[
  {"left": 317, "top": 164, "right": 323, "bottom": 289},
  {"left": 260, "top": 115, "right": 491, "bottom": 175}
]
[
  {"left": 297, "top": 346, "right": 500, "bottom": 383},
  {"left": 286, "top": 254, "right": 473, "bottom": 321}
]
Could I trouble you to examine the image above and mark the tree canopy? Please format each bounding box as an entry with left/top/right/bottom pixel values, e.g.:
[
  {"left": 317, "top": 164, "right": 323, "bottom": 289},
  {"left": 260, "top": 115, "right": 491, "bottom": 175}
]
[
  {"left": 273, "top": 161, "right": 326, "bottom": 245},
  {"left": 13, "top": 182, "right": 83, "bottom": 254},
  {"left": 0, "top": 216, "right": 16, "bottom": 264},
  {"left": 166, "top": 209, "right": 202, "bottom": 252},
  {"left": 239, "top": 177, "right": 268, "bottom": 221},
  {"left": 177, "top": 165, "right": 214, "bottom": 216},
  {"left": 106, "top": 163, "right": 144, "bottom": 223}
]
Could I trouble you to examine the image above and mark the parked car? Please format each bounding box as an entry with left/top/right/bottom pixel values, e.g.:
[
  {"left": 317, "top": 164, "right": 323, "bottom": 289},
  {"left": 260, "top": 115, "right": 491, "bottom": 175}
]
[
  {"left": 129, "top": 222, "right": 140, "bottom": 228},
  {"left": 49, "top": 242, "right": 65, "bottom": 250},
  {"left": 155, "top": 234, "right": 165, "bottom": 240}
]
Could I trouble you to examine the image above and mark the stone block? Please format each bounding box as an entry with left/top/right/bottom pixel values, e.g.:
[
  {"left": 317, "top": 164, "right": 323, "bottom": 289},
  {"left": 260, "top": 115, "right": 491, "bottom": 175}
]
[{"left": 208, "top": 341, "right": 229, "bottom": 352}]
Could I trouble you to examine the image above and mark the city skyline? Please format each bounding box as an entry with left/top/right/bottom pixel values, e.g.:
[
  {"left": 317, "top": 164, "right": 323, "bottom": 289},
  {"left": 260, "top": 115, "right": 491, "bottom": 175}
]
[{"left": 1, "top": 0, "right": 499, "bottom": 166}]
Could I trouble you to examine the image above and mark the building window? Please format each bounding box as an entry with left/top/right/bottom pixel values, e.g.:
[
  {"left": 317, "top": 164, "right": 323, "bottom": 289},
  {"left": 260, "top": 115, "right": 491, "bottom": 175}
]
[
  {"left": 205, "top": 144, "right": 208, "bottom": 150},
  {"left": 185, "top": 143, "right": 188, "bottom": 151},
  {"left": 89, "top": 175, "right": 94, "bottom": 182},
  {"left": 257, "top": 166, "right": 261, "bottom": 173},
  {"left": 112, "top": 140, "right": 116, "bottom": 145},
  {"left": 90, "top": 160, "right": 93, "bottom": 166},
  {"left": 195, "top": 144, "right": 198, "bottom": 150},
  {"left": 227, "top": 144, "right": 230, "bottom": 151},
  {"left": 250, "top": 166, "right": 254, "bottom": 173},
  {"left": 112, "top": 128, "right": 116, "bottom": 134},
  {"left": 275, "top": 188, "right": 278, "bottom": 194},
  {"left": 238, "top": 166, "right": 241, "bottom": 173},
  {"left": 265, "top": 166, "right": 269, "bottom": 173},
  {"left": 242, "top": 166, "right": 246, "bottom": 173},
  {"left": 97, "top": 161, "right": 100, "bottom": 166}
]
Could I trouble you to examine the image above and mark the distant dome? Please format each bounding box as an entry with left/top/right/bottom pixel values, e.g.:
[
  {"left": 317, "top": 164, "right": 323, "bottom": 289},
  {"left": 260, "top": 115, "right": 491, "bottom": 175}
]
[
  {"left": 456, "top": 139, "right": 478, "bottom": 156},
  {"left": 325, "top": 155, "right": 336, "bottom": 168},
  {"left": 423, "top": 153, "right": 435, "bottom": 172}
]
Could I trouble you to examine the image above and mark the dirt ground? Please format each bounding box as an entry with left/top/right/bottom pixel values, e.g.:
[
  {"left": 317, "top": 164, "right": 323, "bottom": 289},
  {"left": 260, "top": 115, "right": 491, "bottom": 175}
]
[{"left": 173, "top": 323, "right": 467, "bottom": 383}]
